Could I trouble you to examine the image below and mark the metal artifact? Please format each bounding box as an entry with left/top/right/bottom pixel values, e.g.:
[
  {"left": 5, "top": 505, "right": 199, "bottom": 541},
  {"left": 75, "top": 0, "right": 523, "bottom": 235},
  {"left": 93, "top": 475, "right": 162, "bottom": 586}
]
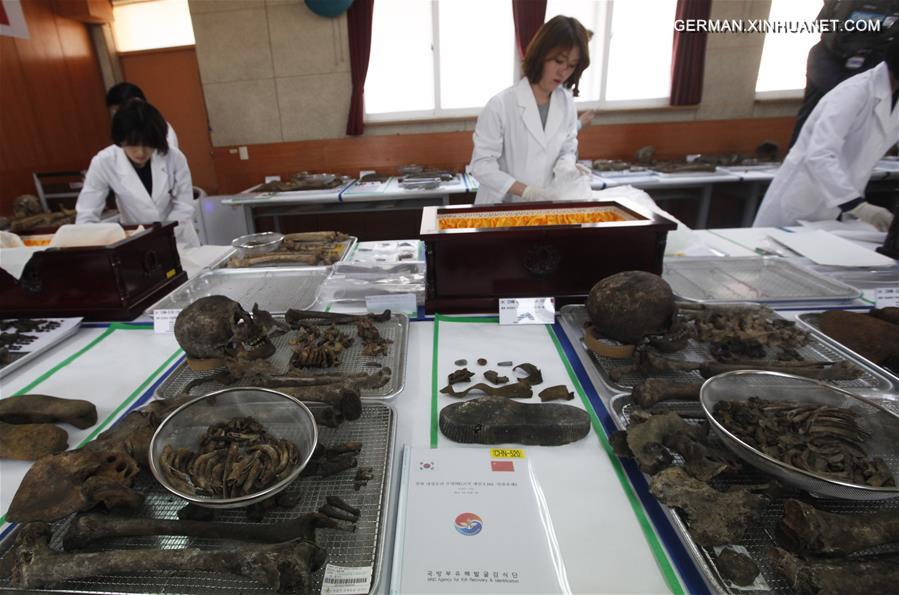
[
  {"left": 446, "top": 368, "right": 474, "bottom": 385},
  {"left": 513, "top": 363, "right": 543, "bottom": 385},
  {"left": 439, "top": 395, "right": 590, "bottom": 446},
  {"left": 483, "top": 370, "right": 508, "bottom": 384},
  {"left": 440, "top": 381, "right": 533, "bottom": 399},
  {"left": 476, "top": 357, "right": 487, "bottom": 365},
  {"left": 538, "top": 385, "right": 574, "bottom": 402}
]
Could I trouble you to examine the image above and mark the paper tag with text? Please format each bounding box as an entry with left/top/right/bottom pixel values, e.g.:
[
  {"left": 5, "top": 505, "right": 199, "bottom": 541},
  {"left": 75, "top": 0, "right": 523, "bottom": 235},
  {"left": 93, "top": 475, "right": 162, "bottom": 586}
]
[
  {"left": 498, "top": 297, "right": 555, "bottom": 325},
  {"left": 490, "top": 448, "right": 526, "bottom": 459},
  {"left": 153, "top": 309, "right": 181, "bottom": 334},
  {"left": 365, "top": 293, "right": 417, "bottom": 317},
  {"left": 875, "top": 287, "right": 899, "bottom": 308},
  {"left": 321, "top": 564, "right": 372, "bottom": 595}
]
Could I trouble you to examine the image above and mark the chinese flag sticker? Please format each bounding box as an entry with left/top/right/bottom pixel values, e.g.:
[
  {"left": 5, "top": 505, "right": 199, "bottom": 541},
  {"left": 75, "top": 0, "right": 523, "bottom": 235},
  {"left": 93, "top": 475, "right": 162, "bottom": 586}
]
[{"left": 491, "top": 460, "right": 514, "bottom": 472}]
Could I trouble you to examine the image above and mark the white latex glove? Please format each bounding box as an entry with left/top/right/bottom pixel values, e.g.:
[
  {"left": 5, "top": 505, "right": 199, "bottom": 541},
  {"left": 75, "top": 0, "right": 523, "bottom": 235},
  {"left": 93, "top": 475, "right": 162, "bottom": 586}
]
[
  {"left": 575, "top": 163, "right": 592, "bottom": 176},
  {"left": 553, "top": 159, "right": 583, "bottom": 183},
  {"left": 521, "top": 186, "right": 559, "bottom": 202},
  {"left": 847, "top": 201, "right": 894, "bottom": 231}
]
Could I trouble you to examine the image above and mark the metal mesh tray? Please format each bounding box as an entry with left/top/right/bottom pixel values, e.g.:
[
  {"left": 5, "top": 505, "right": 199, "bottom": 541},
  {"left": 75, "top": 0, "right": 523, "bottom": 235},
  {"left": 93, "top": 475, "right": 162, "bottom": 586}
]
[
  {"left": 663, "top": 257, "right": 861, "bottom": 303},
  {"left": 211, "top": 238, "right": 358, "bottom": 270},
  {"left": 558, "top": 304, "right": 895, "bottom": 393},
  {"left": 0, "top": 402, "right": 395, "bottom": 595},
  {"left": 607, "top": 393, "right": 899, "bottom": 595},
  {"left": 146, "top": 267, "right": 330, "bottom": 315},
  {"left": 156, "top": 314, "right": 408, "bottom": 401},
  {"left": 796, "top": 312, "right": 899, "bottom": 390}
]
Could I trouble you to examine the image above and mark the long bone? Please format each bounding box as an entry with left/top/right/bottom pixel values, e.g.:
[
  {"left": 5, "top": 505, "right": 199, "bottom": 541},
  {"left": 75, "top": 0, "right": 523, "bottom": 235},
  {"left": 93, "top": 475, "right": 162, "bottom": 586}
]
[
  {"left": 779, "top": 498, "right": 899, "bottom": 556},
  {"left": 10, "top": 523, "right": 326, "bottom": 594},
  {"left": 285, "top": 308, "right": 391, "bottom": 326},
  {"left": 61, "top": 511, "right": 353, "bottom": 550},
  {"left": 631, "top": 379, "right": 702, "bottom": 408},
  {"left": 0, "top": 394, "right": 97, "bottom": 428}
]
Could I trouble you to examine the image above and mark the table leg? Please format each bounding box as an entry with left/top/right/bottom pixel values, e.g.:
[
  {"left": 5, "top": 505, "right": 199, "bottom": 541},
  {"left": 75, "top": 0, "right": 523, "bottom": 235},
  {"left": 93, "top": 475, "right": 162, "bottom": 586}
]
[
  {"left": 696, "top": 185, "right": 712, "bottom": 229},
  {"left": 243, "top": 204, "right": 257, "bottom": 234},
  {"left": 741, "top": 181, "right": 762, "bottom": 227}
]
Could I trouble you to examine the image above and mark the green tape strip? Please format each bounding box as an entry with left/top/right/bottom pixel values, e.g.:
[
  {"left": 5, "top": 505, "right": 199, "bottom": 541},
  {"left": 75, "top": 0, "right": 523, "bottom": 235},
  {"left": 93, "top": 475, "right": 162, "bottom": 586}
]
[
  {"left": 430, "top": 315, "right": 442, "bottom": 448},
  {"left": 546, "top": 326, "right": 684, "bottom": 595},
  {"left": 12, "top": 326, "right": 117, "bottom": 396}
]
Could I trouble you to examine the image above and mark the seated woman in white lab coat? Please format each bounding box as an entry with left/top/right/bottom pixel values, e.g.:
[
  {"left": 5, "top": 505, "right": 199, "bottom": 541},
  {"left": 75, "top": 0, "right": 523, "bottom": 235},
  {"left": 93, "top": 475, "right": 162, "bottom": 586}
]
[
  {"left": 75, "top": 100, "right": 199, "bottom": 247},
  {"left": 470, "top": 15, "right": 591, "bottom": 204},
  {"left": 753, "top": 38, "right": 899, "bottom": 231}
]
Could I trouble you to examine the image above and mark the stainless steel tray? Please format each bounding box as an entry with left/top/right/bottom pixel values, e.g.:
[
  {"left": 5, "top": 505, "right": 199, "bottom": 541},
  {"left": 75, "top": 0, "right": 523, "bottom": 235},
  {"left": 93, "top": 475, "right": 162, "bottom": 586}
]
[
  {"left": 607, "top": 392, "right": 899, "bottom": 595},
  {"left": 0, "top": 402, "right": 396, "bottom": 595},
  {"left": 146, "top": 267, "right": 330, "bottom": 315},
  {"left": 0, "top": 318, "right": 82, "bottom": 380},
  {"left": 157, "top": 314, "right": 409, "bottom": 401},
  {"left": 663, "top": 257, "right": 861, "bottom": 303},
  {"left": 211, "top": 237, "right": 358, "bottom": 270},
  {"left": 796, "top": 312, "right": 899, "bottom": 390},
  {"left": 558, "top": 304, "right": 896, "bottom": 393}
]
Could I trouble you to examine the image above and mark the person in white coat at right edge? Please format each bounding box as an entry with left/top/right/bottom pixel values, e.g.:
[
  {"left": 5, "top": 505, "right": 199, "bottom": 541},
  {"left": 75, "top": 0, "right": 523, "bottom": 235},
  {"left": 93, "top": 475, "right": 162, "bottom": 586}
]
[
  {"left": 753, "top": 38, "right": 899, "bottom": 231},
  {"left": 470, "top": 15, "right": 591, "bottom": 205}
]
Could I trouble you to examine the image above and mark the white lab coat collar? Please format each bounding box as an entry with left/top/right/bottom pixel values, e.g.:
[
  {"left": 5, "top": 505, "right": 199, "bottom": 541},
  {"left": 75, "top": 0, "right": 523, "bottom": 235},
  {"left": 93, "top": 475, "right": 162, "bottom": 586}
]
[
  {"left": 514, "top": 77, "right": 565, "bottom": 149},
  {"left": 113, "top": 146, "right": 168, "bottom": 207}
]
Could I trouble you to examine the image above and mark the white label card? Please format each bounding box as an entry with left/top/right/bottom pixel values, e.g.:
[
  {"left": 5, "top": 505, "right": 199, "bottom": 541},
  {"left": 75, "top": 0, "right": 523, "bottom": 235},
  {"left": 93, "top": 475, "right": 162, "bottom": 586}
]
[
  {"left": 321, "top": 565, "right": 373, "bottom": 595},
  {"left": 365, "top": 293, "right": 417, "bottom": 316},
  {"left": 875, "top": 287, "right": 899, "bottom": 308},
  {"left": 498, "top": 297, "right": 556, "bottom": 325},
  {"left": 153, "top": 309, "right": 181, "bottom": 334}
]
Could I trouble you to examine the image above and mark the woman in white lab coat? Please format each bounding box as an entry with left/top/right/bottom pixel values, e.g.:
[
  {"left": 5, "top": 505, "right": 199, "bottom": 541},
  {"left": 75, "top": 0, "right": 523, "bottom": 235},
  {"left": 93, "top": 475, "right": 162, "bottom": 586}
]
[
  {"left": 470, "top": 15, "right": 591, "bottom": 205},
  {"left": 753, "top": 40, "right": 899, "bottom": 231},
  {"left": 106, "top": 82, "right": 179, "bottom": 150},
  {"left": 76, "top": 100, "right": 199, "bottom": 247}
]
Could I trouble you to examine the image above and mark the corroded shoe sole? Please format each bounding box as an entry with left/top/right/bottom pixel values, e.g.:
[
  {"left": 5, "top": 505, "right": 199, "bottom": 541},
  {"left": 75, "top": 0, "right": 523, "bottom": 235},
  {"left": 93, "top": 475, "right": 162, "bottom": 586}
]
[{"left": 439, "top": 396, "right": 591, "bottom": 446}]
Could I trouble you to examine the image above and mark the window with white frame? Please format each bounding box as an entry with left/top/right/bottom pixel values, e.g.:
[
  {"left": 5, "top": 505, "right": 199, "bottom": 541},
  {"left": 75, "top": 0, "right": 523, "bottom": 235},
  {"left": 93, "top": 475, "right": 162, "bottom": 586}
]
[
  {"left": 365, "top": 0, "right": 677, "bottom": 121},
  {"left": 111, "top": 0, "right": 195, "bottom": 53},
  {"left": 755, "top": 0, "right": 820, "bottom": 96},
  {"left": 546, "top": 0, "right": 676, "bottom": 106}
]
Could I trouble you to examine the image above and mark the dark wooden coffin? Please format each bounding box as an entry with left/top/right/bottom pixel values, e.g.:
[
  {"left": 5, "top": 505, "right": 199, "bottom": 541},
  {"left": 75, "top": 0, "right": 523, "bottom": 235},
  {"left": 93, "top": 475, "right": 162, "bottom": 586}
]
[
  {"left": 420, "top": 200, "right": 677, "bottom": 313},
  {"left": 0, "top": 222, "right": 187, "bottom": 321}
]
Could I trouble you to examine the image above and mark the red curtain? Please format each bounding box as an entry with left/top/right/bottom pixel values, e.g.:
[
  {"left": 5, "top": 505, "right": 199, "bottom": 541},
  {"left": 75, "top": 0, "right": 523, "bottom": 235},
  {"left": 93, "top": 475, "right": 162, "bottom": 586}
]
[
  {"left": 669, "top": 0, "right": 712, "bottom": 106},
  {"left": 512, "top": 0, "right": 547, "bottom": 60},
  {"left": 346, "top": 0, "right": 374, "bottom": 136}
]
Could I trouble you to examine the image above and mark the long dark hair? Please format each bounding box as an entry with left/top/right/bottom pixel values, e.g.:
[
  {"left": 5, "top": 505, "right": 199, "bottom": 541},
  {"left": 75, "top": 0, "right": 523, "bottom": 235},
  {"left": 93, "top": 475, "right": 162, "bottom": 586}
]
[
  {"left": 111, "top": 100, "right": 169, "bottom": 154},
  {"left": 522, "top": 15, "right": 591, "bottom": 97}
]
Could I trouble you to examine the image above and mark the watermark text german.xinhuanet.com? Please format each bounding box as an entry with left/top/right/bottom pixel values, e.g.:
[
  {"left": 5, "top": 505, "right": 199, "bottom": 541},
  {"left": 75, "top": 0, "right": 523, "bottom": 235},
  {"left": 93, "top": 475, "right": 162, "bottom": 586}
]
[{"left": 674, "top": 19, "right": 883, "bottom": 34}]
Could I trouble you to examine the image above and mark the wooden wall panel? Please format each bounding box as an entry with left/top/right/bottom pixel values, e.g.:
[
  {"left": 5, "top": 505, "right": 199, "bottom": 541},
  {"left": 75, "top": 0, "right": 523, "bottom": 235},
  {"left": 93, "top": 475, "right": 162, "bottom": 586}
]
[
  {"left": 0, "top": 0, "right": 109, "bottom": 215},
  {"left": 120, "top": 47, "right": 219, "bottom": 194},
  {"left": 210, "top": 117, "right": 794, "bottom": 194}
]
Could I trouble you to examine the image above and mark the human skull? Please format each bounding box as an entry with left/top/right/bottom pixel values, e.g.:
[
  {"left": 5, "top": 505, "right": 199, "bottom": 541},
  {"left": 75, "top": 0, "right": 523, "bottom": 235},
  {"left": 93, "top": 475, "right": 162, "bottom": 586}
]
[
  {"left": 174, "top": 295, "right": 276, "bottom": 361},
  {"left": 13, "top": 194, "right": 43, "bottom": 218}
]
